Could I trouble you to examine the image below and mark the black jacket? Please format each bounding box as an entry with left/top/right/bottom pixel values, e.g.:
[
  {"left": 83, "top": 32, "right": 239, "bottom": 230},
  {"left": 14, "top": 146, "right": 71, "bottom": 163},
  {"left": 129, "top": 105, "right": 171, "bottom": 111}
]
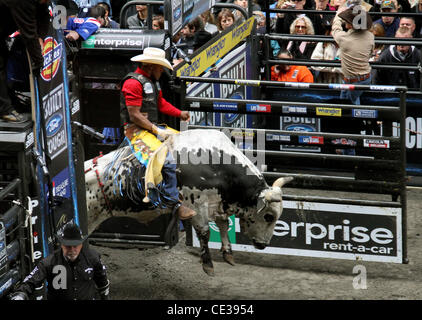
[
  {"left": 16, "top": 246, "right": 109, "bottom": 300},
  {"left": 0, "top": 0, "right": 50, "bottom": 71},
  {"left": 375, "top": 45, "right": 421, "bottom": 90}
]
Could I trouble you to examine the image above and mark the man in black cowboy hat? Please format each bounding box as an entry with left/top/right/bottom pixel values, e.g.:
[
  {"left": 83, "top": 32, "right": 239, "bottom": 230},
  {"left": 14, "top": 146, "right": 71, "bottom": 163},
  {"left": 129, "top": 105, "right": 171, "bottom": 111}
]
[{"left": 9, "top": 222, "right": 110, "bottom": 300}]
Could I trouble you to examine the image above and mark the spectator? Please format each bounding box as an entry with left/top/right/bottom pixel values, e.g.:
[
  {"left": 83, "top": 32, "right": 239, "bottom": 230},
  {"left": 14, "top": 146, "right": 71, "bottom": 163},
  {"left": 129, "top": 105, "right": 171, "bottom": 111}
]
[
  {"left": 275, "top": 0, "right": 326, "bottom": 35},
  {"left": 332, "top": 6, "right": 374, "bottom": 105},
  {"left": 399, "top": 17, "right": 418, "bottom": 38},
  {"left": 254, "top": 10, "right": 281, "bottom": 56},
  {"left": 375, "top": 26, "right": 421, "bottom": 90},
  {"left": 73, "top": 0, "right": 112, "bottom": 18},
  {"left": 372, "top": 0, "right": 410, "bottom": 13},
  {"left": 311, "top": 24, "right": 343, "bottom": 83},
  {"left": 283, "top": 15, "right": 317, "bottom": 60},
  {"left": 127, "top": 5, "right": 148, "bottom": 29},
  {"left": 369, "top": 22, "right": 386, "bottom": 62},
  {"left": 97, "top": 1, "right": 119, "bottom": 28},
  {"left": 0, "top": 0, "right": 50, "bottom": 123},
  {"left": 410, "top": 0, "right": 422, "bottom": 40},
  {"left": 152, "top": 14, "right": 164, "bottom": 30},
  {"left": 233, "top": 0, "right": 261, "bottom": 21},
  {"left": 56, "top": 0, "right": 79, "bottom": 17},
  {"left": 313, "top": 0, "right": 336, "bottom": 27},
  {"left": 271, "top": 49, "right": 314, "bottom": 82},
  {"left": 179, "top": 18, "right": 196, "bottom": 54},
  {"left": 200, "top": 10, "right": 218, "bottom": 35},
  {"left": 373, "top": 0, "right": 400, "bottom": 37},
  {"left": 332, "top": 0, "right": 373, "bottom": 11},
  {"left": 65, "top": 4, "right": 106, "bottom": 41},
  {"left": 173, "top": 18, "right": 212, "bottom": 65},
  {"left": 217, "top": 9, "right": 235, "bottom": 32}
]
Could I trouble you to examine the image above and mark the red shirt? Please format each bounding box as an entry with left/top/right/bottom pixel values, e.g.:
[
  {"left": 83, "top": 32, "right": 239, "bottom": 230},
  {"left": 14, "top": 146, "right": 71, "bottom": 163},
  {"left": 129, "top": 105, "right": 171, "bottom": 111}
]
[{"left": 121, "top": 67, "right": 181, "bottom": 118}]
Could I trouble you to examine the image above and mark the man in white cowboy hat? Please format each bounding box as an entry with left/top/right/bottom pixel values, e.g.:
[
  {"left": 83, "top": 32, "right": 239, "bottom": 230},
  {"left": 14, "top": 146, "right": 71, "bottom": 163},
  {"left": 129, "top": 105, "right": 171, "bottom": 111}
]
[
  {"left": 9, "top": 222, "right": 110, "bottom": 300},
  {"left": 120, "top": 47, "right": 196, "bottom": 220}
]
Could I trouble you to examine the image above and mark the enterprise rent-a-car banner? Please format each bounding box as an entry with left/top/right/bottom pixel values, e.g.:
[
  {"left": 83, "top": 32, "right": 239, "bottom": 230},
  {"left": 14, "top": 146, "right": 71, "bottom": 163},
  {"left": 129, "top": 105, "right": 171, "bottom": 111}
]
[{"left": 192, "top": 201, "right": 403, "bottom": 263}]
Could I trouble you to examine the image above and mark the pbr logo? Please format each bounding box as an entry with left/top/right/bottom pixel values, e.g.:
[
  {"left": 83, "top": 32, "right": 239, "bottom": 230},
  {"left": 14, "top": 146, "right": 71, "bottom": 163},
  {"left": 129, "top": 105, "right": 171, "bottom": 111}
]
[{"left": 41, "top": 37, "right": 62, "bottom": 81}]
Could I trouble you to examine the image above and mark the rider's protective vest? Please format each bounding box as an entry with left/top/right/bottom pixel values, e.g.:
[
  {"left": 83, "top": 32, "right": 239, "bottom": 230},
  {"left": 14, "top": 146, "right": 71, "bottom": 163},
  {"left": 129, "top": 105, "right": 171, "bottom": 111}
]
[{"left": 120, "top": 72, "right": 160, "bottom": 127}]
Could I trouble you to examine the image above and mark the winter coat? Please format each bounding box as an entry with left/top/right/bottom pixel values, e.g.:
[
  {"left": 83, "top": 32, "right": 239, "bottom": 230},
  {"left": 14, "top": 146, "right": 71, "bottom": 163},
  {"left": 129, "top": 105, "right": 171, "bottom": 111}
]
[{"left": 375, "top": 45, "right": 421, "bottom": 90}]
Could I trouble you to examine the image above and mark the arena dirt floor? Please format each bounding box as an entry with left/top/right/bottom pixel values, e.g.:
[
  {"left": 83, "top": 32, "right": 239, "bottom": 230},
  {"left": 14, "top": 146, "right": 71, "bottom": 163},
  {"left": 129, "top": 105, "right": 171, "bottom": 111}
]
[{"left": 92, "top": 187, "right": 422, "bottom": 301}]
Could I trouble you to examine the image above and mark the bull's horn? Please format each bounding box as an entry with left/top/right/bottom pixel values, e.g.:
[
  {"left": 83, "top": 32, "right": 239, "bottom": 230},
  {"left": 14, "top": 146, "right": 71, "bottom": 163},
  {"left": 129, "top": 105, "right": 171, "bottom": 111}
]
[{"left": 272, "top": 177, "right": 294, "bottom": 188}]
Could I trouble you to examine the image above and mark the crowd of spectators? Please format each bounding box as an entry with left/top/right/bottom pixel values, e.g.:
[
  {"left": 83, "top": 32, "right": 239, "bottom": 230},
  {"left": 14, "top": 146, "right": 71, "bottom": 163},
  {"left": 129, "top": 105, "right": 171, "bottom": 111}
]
[{"left": 57, "top": 0, "right": 421, "bottom": 91}]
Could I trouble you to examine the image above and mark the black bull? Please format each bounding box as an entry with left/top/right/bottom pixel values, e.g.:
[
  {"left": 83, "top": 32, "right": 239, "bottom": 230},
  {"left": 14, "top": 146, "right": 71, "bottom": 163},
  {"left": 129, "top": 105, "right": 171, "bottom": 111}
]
[{"left": 84, "top": 129, "right": 293, "bottom": 275}]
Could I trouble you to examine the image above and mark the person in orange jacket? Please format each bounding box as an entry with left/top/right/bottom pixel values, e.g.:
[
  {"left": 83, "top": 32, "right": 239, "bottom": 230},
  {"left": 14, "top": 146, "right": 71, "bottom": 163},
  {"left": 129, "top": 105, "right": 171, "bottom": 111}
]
[{"left": 271, "top": 50, "right": 314, "bottom": 83}]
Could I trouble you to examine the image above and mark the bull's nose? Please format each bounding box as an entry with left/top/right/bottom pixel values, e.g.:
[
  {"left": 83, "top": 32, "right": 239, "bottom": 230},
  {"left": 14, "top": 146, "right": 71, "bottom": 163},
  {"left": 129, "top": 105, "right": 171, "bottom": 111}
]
[{"left": 252, "top": 239, "right": 267, "bottom": 250}]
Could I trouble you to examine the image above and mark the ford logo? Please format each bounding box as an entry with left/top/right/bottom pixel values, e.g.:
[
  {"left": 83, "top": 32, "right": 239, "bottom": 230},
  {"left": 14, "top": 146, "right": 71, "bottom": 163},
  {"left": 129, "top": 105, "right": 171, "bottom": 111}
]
[
  {"left": 46, "top": 114, "right": 63, "bottom": 137},
  {"left": 174, "top": 8, "right": 181, "bottom": 20},
  {"left": 285, "top": 124, "right": 314, "bottom": 132},
  {"left": 223, "top": 113, "right": 239, "bottom": 124}
]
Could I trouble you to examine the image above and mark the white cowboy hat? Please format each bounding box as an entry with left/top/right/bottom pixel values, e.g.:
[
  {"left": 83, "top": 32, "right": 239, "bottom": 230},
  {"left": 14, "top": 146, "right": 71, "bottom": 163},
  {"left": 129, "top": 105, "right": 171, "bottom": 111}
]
[{"left": 130, "top": 47, "right": 173, "bottom": 70}]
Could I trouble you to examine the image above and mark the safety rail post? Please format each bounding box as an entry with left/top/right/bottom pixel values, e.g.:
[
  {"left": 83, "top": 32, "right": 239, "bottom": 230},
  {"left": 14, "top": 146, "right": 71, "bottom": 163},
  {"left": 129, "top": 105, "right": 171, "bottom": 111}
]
[{"left": 399, "top": 89, "right": 408, "bottom": 263}]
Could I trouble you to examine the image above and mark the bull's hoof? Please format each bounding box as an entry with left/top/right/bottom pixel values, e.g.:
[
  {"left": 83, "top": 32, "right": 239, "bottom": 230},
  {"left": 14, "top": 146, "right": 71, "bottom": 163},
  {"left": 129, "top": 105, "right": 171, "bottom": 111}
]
[
  {"left": 223, "top": 252, "right": 235, "bottom": 266},
  {"left": 202, "top": 263, "right": 215, "bottom": 276}
]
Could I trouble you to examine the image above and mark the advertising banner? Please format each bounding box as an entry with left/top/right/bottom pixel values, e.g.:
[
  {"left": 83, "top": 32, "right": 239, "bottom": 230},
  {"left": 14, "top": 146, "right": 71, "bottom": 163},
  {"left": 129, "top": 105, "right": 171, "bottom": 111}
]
[
  {"left": 280, "top": 115, "right": 321, "bottom": 152},
  {"left": 81, "top": 29, "right": 168, "bottom": 50},
  {"left": 175, "top": 17, "right": 255, "bottom": 77},
  {"left": 32, "top": 18, "right": 80, "bottom": 257},
  {"left": 186, "top": 43, "right": 253, "bottom": 131},
  {"left": 267, "top": 88, "right": 422, "bottom": 174},
  {"left": 191, "top": 201, "right": 403, "bottom": 263},
  {"left": 165, "top": 0, "right": 216, "bottom": 36}
]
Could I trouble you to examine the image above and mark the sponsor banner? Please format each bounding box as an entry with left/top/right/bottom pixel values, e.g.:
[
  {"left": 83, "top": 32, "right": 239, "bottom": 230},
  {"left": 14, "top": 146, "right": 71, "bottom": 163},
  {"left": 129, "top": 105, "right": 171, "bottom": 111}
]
[
  {"left": 41, "top": 37, "right": 63, "bottom": 82},
  {"left": 331, "top": 138, "right": 357, "bottom": 146},
  {"left": 192, "top": 201, "right": 403, "bottom": 263},
  {"left": 299, "top": 136, "right": 324, "bottom": 145},
  {"left": 328, "top": 83, "right": 355, "bottom": 90},
  {"left": 280, "top": 116, "right": 321, "bottom": 152},
  {"left": 186, "top": 43, "right": 252, "bottom": 128},
  {"left": 282, "top": 106, "right": 307, "bottom": 114},
  {"left": 209, "top": 215, "right": 236, "bottom": 243},
  {"left": 25, "top": 131, "right": 35, "bottom": 150},
  {"left": 213, "top": 102, "right": 238, "bottom": 111},
  {"left": 266, "top": 133, "right": 291, "bottom": 142},
  {"left": 316, "top": 107, "right": 342, "bottom": 117},
  {"left": 352, "top": 109, "right": 378, "bottom": 119},
  {"left": 246, "top": 104, "right": 271, "bottom": 113},
  {"left": 393, "top": 118, "right": 422, "bottom": 150},
  {"left": 175, "top": 17, "right": 255, "bottom": 77},
  {"left": 284, "top": 82, "right": 310, "bottom": 88},
  {"left": 81, "top": 30, "right": 166, "bottom": 49},
  {"left": 363, "top": 139, "right": 390, "bottom": 149},
  {"left": 34, "top": 22, "right": 80, "bottom": 257},
  {"left": 369, "top": 85, "right": 397, "bottom": 91},
  {"left": 43, "top": 83, "right": 67, "bottom": 160}
]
